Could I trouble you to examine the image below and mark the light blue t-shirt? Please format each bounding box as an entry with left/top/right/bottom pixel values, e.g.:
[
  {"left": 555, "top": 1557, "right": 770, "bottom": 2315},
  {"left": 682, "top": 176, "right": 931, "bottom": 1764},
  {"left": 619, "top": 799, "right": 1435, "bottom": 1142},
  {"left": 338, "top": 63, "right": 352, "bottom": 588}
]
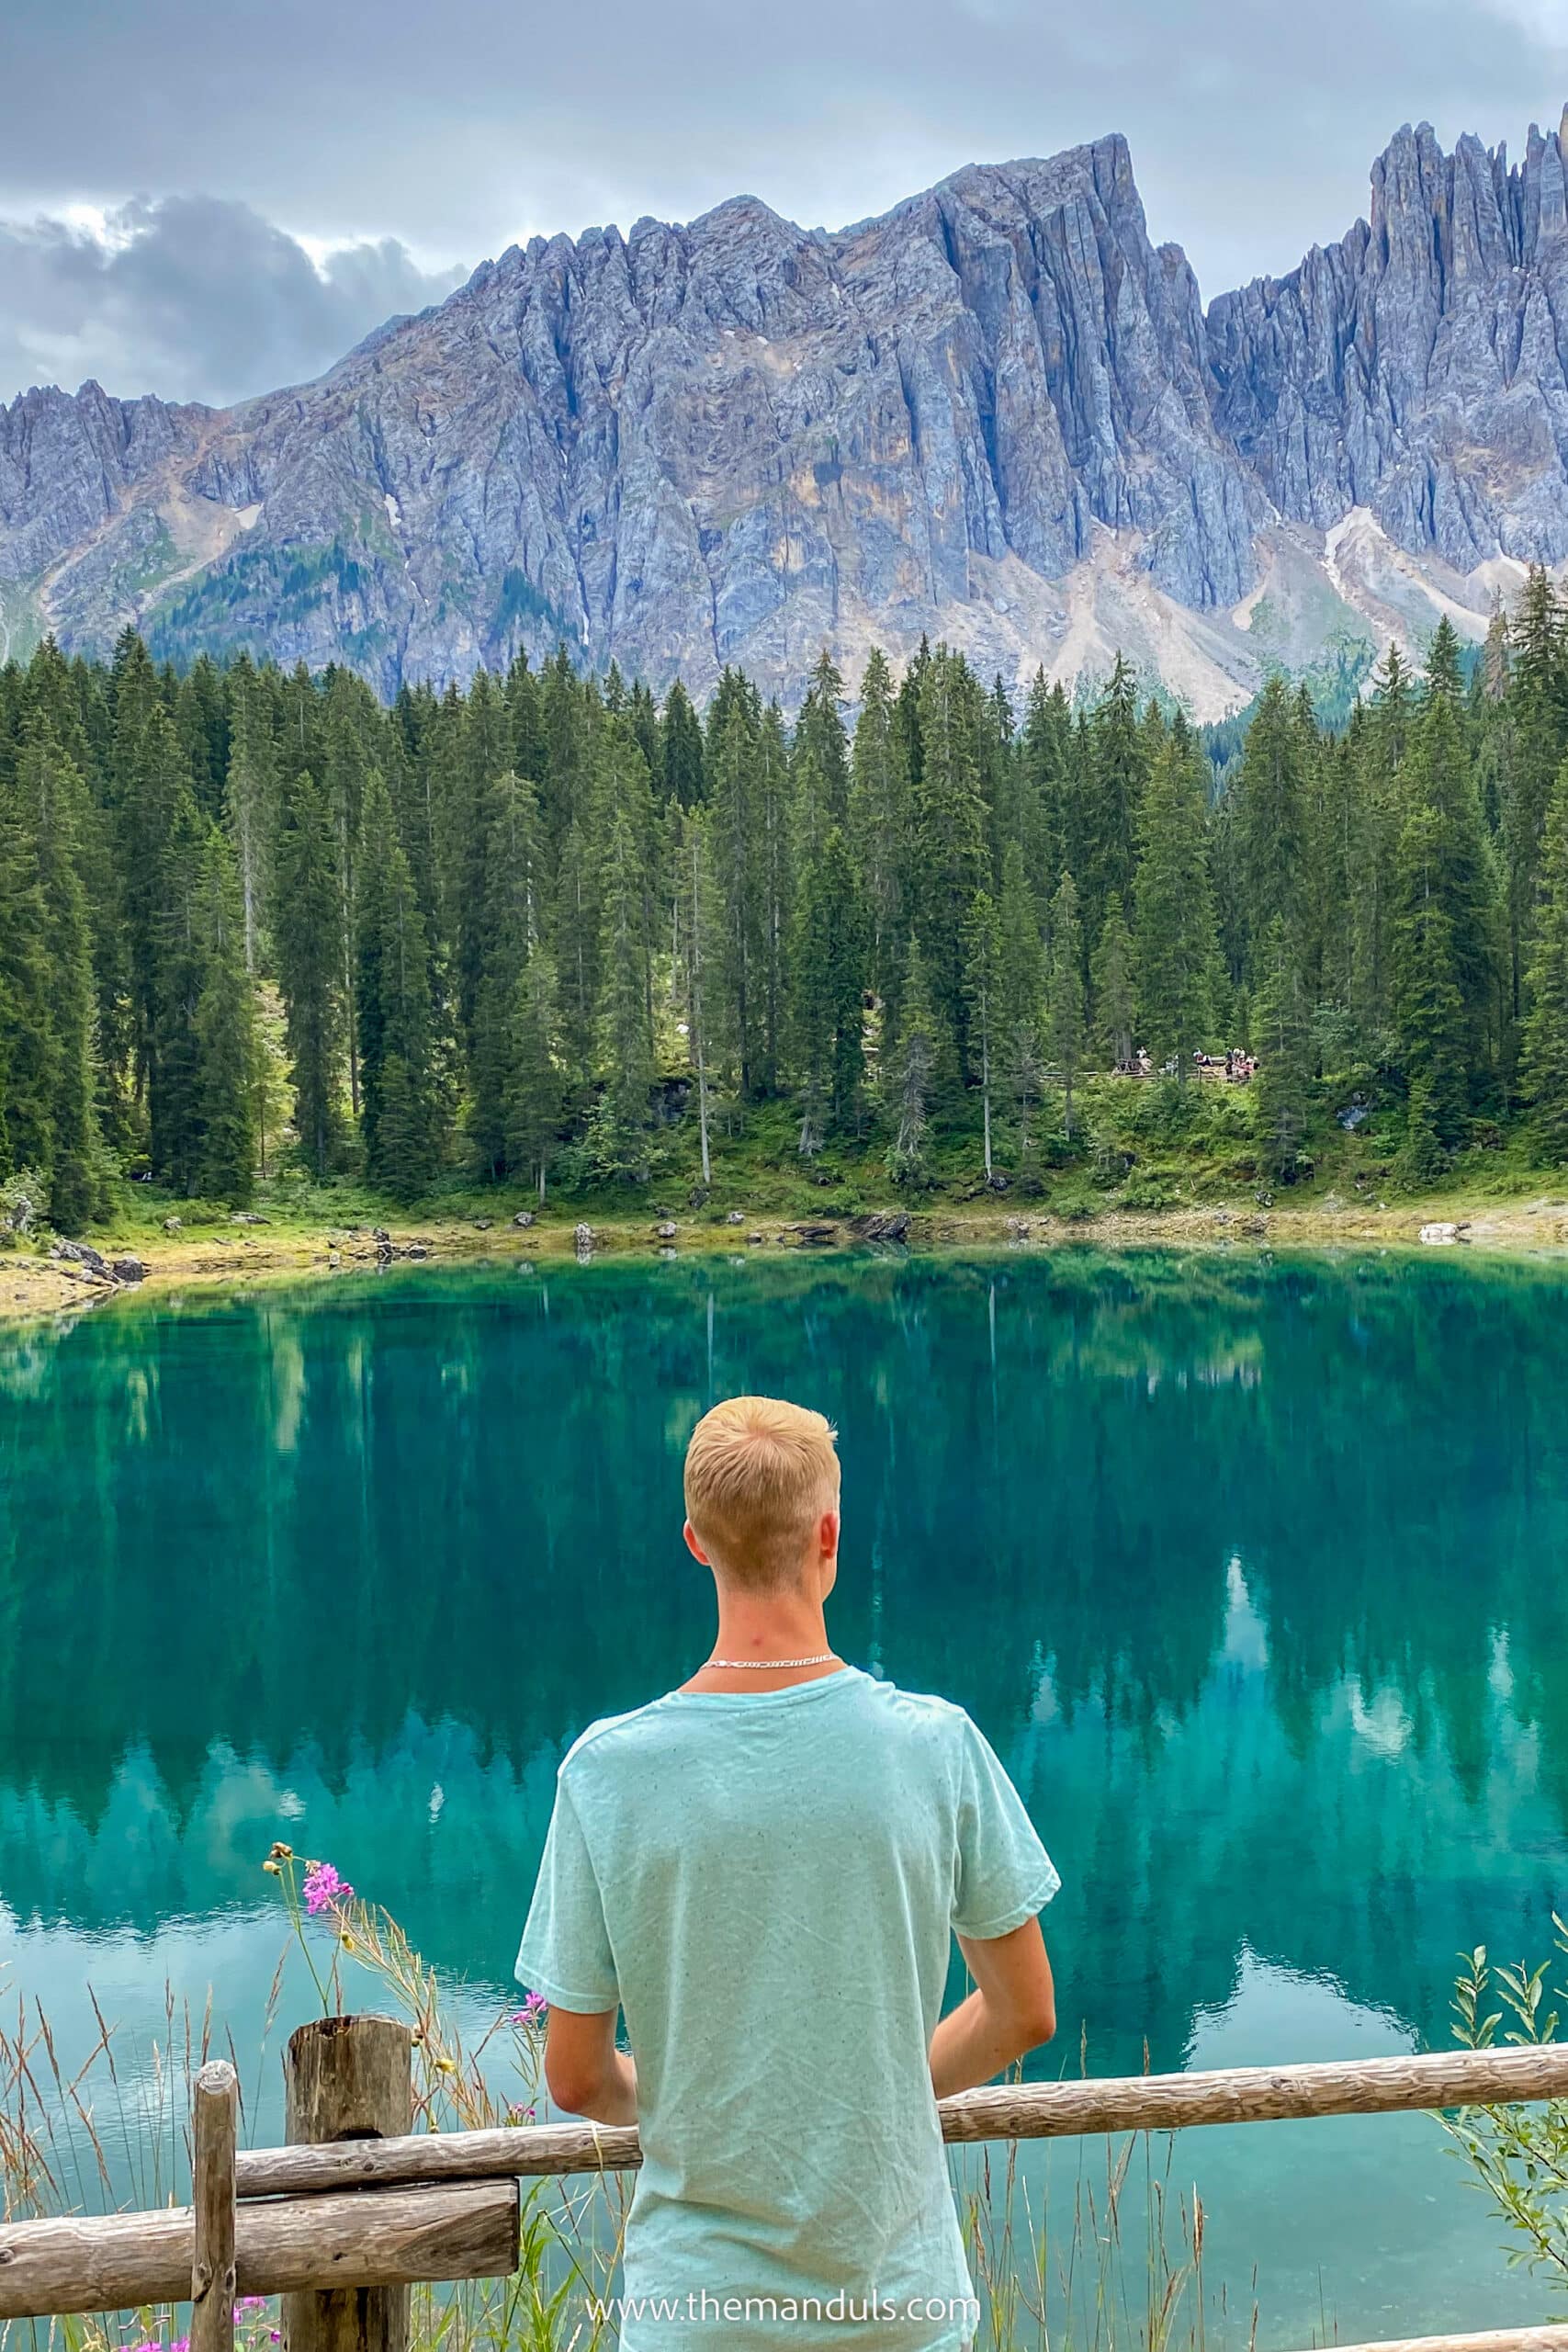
[{"left": 516, "top": 1666, "right": 1058, "bottom": 2352}]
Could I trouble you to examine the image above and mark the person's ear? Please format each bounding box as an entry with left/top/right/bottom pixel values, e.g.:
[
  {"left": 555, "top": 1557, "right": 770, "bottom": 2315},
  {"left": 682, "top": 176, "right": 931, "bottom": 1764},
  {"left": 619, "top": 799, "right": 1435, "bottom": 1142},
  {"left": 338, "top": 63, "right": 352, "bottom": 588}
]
[
  {"left": 818, "top": 1510, "right": 840, "bottom": 1602},
  {"left": 683, "top": 1518, "right": 712, "bottom": 1566}
]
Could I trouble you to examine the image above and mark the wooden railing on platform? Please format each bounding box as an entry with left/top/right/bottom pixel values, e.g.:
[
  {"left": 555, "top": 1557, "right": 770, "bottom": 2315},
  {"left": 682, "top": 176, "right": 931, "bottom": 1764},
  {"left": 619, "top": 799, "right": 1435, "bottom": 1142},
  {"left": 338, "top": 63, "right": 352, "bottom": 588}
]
[{"left": 1, "top": 2028, "right": 1566, "bottom": 2352}]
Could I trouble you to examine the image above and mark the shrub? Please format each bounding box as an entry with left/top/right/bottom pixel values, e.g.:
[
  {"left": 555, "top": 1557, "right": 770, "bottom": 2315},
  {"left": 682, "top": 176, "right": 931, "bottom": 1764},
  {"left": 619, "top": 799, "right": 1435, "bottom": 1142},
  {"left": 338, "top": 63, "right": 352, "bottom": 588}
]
[
  {"left": 1448, "top": 1924, "right": 1568, "bottom": 2301},
  {"left": 1087, "top": 1127, "right": 1134, "bottom": 1189},
  {"left": 1121, "top": 1173, "right": 1178, "bottom": 1213},
  {"left": 1052, "top": 1186, "right": 1101, "bottom": 1223},
  {"left": 0, "top": 1169, "right": 48, "bottom": 1246}
]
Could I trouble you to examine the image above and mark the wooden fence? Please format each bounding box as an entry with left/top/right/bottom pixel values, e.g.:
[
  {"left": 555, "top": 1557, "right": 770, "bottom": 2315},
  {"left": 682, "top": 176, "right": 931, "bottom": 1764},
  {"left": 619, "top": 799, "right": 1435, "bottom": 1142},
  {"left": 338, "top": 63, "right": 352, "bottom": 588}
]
[{"left": 2, "top": 2021, "right": 1566, "bottom": 2352}]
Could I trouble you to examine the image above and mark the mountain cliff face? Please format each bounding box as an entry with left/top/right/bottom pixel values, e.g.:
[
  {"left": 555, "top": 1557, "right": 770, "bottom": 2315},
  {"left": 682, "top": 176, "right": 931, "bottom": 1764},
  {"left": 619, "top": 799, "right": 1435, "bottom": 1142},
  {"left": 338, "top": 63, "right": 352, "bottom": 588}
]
[
  {"left": 4, "top": 113, "right": 1568, "bottom": 714},
  {"left": 1207, "top": 112, "right": 1568, "bottom": 566}
]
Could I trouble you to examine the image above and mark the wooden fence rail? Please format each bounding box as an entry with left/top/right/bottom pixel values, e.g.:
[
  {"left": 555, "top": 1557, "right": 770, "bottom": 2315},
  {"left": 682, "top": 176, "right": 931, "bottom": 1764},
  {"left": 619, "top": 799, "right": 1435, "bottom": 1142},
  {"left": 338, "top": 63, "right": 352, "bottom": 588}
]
[
  {"left": 1, "top": 2030, "right": 1566, "bottom": 2351},
  {"left": 1321, "top": 2336, "right": 1568, "bottom": 2352},
  {"left": 227, "top": 2042, "right": 1568, "bottom": 2198}
]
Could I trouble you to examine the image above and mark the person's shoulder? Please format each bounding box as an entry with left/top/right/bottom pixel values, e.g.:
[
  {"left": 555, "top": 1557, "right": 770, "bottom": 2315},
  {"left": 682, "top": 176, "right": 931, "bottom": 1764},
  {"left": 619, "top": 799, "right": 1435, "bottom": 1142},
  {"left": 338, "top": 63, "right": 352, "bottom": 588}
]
[
  {"left": 558, "top": 1699, "right": 664, "bottom": 1772},
  {"left": 557, "top": 1692, "right": 693, "bottom": 1785},
  {"left": 852, "top": 1674, "right": 976, "bottom": 1745}
]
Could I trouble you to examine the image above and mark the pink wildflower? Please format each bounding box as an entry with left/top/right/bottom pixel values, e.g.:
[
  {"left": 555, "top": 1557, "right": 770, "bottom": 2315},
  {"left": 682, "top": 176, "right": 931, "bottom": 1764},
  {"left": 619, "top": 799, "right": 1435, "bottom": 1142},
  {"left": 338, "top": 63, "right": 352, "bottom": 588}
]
[
  {"left": 303, "top": 1860, "right": 352, "bottom": 1917},
  {"left": 234, "top": 2299, "right": 268, "bottom": 2317},
  {"left": 511, "top": 1990, "right": 547, "bottom": 2026}
]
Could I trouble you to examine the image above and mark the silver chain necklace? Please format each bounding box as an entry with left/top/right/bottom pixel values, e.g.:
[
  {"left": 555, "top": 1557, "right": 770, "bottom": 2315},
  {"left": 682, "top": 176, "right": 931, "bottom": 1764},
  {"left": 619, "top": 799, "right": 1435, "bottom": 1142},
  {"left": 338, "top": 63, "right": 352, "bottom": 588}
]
[{"left": 705, "top": 1652, "right": 839, "bottom": 1669}]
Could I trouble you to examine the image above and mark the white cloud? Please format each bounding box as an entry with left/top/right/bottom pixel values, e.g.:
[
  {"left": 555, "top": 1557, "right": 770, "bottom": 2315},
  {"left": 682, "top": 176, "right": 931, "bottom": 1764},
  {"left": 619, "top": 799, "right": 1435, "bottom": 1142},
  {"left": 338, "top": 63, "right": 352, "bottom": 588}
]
[
  {"left": 0, "top": 195, "right": 464, "bottom": 408},
  {"left": 1469, "top": 0, "right": 1568, "bottom": 46}
]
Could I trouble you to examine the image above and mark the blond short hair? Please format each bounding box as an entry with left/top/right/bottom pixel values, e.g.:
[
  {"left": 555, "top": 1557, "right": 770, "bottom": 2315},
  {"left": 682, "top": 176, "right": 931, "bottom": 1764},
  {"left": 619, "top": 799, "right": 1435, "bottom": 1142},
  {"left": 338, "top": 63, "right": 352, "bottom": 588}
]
[{"left": 683, "top": 1396, "right": 840, "bottom": 1589}]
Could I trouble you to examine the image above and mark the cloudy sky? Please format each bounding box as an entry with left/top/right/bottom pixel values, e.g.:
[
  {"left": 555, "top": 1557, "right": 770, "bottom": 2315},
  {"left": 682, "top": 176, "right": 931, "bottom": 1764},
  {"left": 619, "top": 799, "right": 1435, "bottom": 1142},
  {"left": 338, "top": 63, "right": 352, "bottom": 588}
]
[{"left": 3, "top": 0, "right": 1566, "bottom": 410}]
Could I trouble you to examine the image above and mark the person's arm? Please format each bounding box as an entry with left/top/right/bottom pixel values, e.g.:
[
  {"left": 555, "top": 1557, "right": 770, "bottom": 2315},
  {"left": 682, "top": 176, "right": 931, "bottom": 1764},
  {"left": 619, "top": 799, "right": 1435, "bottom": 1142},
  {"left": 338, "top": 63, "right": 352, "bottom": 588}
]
[
  {"left": 929, "top": 1917, "right": 1056, "bottom": 2101},
  {"left": 544, "top": 2005, "right": 639, "bottom": 2126}
]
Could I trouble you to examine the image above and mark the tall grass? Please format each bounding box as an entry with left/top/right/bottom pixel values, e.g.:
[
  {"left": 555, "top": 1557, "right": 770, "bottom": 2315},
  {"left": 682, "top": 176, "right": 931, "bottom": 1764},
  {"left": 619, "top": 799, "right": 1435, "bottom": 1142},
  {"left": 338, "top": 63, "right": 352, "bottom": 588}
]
[
  {"left": 956, "top": 2031, "right": 1254, "bottom": 2352},
  {"left": 961, "top": 2129, "right": 1254, "bottom": 2352},
  {"left": 3, "top": 1855, "right": 1244, "bottom": 2352}
]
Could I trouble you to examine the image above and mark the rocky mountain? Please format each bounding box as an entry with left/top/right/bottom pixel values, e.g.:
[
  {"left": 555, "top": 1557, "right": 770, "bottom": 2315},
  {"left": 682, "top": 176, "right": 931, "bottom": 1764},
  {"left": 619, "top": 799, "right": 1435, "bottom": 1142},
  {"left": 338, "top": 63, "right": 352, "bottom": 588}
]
[{"left": 4, "top": 112, "right": 1568, "bottom": 716}]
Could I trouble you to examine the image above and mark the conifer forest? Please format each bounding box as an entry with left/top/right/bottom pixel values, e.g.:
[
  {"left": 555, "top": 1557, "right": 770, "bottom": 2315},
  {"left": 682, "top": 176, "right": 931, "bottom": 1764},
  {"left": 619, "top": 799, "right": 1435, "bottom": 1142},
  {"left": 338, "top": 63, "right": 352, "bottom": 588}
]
[{"left": 5, "top": 584, "right": 1568, "bottom": 1236}]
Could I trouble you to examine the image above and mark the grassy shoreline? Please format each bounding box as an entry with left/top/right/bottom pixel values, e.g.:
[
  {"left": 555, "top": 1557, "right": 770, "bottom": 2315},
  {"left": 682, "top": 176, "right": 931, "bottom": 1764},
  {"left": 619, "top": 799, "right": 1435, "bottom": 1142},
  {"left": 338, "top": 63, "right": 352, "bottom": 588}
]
[{"left": 6, "top": 1184, "right": 1568, "bottom": 1326}]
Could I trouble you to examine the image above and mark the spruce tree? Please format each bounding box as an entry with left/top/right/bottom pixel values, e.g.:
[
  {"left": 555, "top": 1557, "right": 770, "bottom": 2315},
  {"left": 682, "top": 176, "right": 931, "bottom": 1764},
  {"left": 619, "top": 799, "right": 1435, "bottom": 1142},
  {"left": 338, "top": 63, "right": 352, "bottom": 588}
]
[
  {"left": 0, "top": 771, "right": 60, "bottom": 1196},
  {"left": 273, "top": 768, "right": 345, "bottom": 1178},
  {"left": 592, "top": 805, "right": 655, "bottom": 1178},
  {"left": 1086, "top": 655, "right": 1147, "bottom": 934},
  {"left": 13, "top": 734, "right": 98, "bottom": 1227},
  {"left": 1392, "top": 800, "right": 1469, "bottom": 1152},
  {"left": 192, "top": 833, "right": 260, "bottom": 1203},
  {"left": 537, "top": 645, "right": 594, "bottom": 855},
  {"left": 788, "top": 827, "right": 866, "bottom": 1157},
  {"left": 1091, "top": 893, "right": 1137, "bottom": 1073},
  {"left": 468, "top": 771, "right": 543, "bottom": 1175},
  {"left": 997, "top": 844, "right": 1047, "bottom": 1160},
  {"left": 1404, "top": 633, "right": 1502, "bottom": 1084},
  {"left": 961, "top": 888, "right": 1002, "bottom": 1179},
  {"left": 121, "top": 705, "right": 198, "bottom": 1101},
  {"left": 224, "top": 665, "right": 276, "bottom": 972},
  {"left": 107, "top": 629, "right": 163, "bottom": 817},
  {"left": 175, "top": 658, "right": 229, "bottom": 820},
  {"left": 847, "top": 648, "right": 908, "bottom": 999},
  {"left": 795, "top": 651, "right": 850, "bottom": 826},
  {"left": 1503, "top": 569, "right": 1568, "bottom": 1014},
  {"left": 707, "top": 689, "right": 763, "bottom": 1096},
  {"left": 1047, "top": 871, "right": 1086, "bottom": 1137},
  {"left": 1017, "top": 669, "right": 1071, "bottom": 905},
  {"left": 757, "top": 702, "right": 793, "bottom": 1093},
  {"left": 323, "top": 680, "right": 376, "bottom": 1115},
  {"left": 679, "top": 809, "right": 726, "bottom": 1186},
  {"left": 909, "top": 647, "right": 987, "bottom": 1071},
  {"left": 821, "top": 832, "right": 868, "bottom": 1136},
  {"left": 887, "top": 935, "right": 937, "bottom": 1184},
  {"left": 445, "top": 671, "right": 513, "bottom": 1061},
  {"left": 504, "top": 651, "right": 547, "bottom": 804},
  {"left": 1231, "top": 673, "right": 1307, "bottom": 971},
  {"left": 1343, "top": 706, "right": 1398, "bottom": 1055},
  {"left": 660, "top": 679, "right": 705, "bottom": 809},
  {"left": 148, "top": 785, "right": 220, "bottom": 1193},
  {"left": 356, "top": 775, "right": 441, "bottom": 1195},
  {"left": 1520, "top": 758, "right": 1568, "bottom": 1161},
  {"left": 1135, "top": 735, "right": 1217, "bottom": 1080},
  {"left": 1251, "top": 917, "right": 1312, "bottom": 1182},
  {"left": 553, "top": 818, "right": 602, "bottom": 1095},
  {"left": 507, "top": 946, "right": 564, "bottom": 1199}
]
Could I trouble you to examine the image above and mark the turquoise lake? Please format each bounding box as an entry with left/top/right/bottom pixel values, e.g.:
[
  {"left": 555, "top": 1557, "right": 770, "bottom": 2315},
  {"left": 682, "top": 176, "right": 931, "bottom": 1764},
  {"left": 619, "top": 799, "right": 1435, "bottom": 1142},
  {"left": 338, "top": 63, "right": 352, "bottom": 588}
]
[{"left": 2, "top": 1249, "right": 1567, "bottom": 2345}]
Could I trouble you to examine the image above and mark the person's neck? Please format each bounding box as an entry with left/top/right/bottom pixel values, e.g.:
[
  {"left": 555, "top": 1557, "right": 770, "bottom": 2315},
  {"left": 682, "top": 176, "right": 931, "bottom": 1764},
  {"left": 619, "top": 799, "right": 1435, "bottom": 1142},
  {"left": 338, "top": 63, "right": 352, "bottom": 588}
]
[{"left": 682, "top": 1586, "right": 842, "bottom": 1693}]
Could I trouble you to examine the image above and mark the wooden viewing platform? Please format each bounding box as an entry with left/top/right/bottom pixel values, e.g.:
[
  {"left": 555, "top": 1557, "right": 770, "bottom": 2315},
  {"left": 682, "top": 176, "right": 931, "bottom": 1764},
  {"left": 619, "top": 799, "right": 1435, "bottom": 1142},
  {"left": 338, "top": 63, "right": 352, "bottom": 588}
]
[{"left": 1, "top": 2029, "right": 1565, "bottom": 2352}]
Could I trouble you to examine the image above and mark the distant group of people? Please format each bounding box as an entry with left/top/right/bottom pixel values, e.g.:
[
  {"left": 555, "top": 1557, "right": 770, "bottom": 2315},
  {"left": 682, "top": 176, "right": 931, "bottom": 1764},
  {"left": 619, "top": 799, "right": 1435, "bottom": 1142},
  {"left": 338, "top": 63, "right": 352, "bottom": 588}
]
[{"left": 1111, "top": 1047, "right": 1258, "bottom": 1080}]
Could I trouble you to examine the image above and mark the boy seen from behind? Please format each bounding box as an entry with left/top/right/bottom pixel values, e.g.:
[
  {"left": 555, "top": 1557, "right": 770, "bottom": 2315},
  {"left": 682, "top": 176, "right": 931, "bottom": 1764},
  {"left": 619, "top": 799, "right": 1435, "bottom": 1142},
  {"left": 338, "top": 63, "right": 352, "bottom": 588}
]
[{"left": 517, "top": 1396, "right": 1058, "bottom": 2351}]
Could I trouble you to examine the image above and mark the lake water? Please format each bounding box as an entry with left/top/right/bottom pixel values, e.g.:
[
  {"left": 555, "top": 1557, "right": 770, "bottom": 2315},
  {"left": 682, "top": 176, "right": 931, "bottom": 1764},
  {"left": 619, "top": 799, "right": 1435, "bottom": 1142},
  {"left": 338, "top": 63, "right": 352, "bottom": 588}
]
[{"left": 3, "top": 1250, "right": 1566, "bottom": 2345}]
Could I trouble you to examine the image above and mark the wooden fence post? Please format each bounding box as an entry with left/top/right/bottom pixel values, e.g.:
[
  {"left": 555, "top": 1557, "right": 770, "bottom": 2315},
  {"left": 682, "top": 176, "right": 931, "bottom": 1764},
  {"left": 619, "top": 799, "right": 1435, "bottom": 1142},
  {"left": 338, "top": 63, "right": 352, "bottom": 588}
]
[
  {"left": 281, "top": 2017, "right": 413, "bottom": 2352},
  {"left": 191, "top": 2061, "right": 238, "bottom": 2352}
]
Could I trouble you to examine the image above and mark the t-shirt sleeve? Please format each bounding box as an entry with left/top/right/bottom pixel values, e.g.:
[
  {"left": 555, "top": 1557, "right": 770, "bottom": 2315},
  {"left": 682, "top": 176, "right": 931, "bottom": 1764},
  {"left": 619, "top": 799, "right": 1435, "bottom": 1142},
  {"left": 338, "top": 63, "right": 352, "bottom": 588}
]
[
  {"left": 953, "top": 1715, "right": 1061, "bottom": 1940},
  {"left": 514, "top": 1770, "right": 621, "bottom": 2013}
]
